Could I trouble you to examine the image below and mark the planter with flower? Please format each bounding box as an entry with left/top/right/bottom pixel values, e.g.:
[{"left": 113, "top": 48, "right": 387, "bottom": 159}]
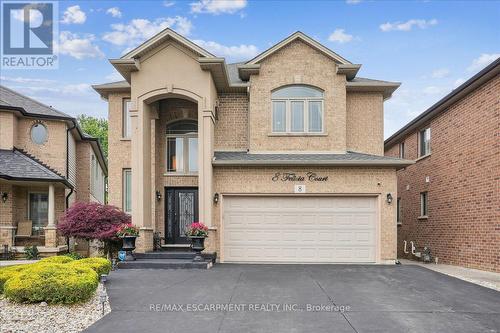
[
  {"left": 116, "top": 224, "right": 140, "bottom": 261},
  {"left": 185, "top": 222, "right": 209, "bottom": 262}
]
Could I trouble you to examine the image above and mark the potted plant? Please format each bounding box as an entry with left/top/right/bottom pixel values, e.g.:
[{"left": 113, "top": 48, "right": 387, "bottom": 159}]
[
  {"left": 116, "top": 224, "right": 139, "bottom": 261},
  {"left": 185, "top": 222, "right": 208, "bottom": 262}
]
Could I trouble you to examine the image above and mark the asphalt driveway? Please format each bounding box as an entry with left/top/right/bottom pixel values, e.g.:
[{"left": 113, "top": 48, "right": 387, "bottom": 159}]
[{"left": 85, "top": 264, "right": 500, "bottom": 333}]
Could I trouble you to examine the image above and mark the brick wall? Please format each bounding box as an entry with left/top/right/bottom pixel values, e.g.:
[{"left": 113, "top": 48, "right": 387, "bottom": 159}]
[
  {"left": 385, "top": 75, "right": 499, "bottom": 272},
  {"left": 214, "top": 93, "right": 249, "bottom": 151},
  {"left": 75, "top": 141, "right": 91, "bottom": 202}
]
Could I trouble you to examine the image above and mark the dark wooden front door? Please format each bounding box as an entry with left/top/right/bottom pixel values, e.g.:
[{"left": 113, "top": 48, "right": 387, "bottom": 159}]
[{"left": 165, "top": 188, "right": 199, "bottom": 244}]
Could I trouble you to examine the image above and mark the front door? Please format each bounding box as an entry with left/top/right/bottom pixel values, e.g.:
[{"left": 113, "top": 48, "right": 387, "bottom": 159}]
[{"left": 165, "top": 188, "right": 199, "bottom": 244}]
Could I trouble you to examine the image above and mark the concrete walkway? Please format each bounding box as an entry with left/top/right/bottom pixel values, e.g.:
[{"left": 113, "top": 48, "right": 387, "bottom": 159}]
[
  {"left": 400, "top": 259, "right": 500, "bottom": 291},
  {"left": 86, "top": 264, "right": 500, "bottom": 333},
  {"left": 0, "top": 260, "right": 38, "bottom": 267}
]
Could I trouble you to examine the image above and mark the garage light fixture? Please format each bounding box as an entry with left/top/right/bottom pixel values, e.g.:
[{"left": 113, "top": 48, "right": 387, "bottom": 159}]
[
  {"left": 155, "top": 191, "right": 162, "bottom": 201},
  {"left": 386, "top": 193, "right": 393, "bottom": 204},
  {"left": 213, "top": 193, "right": 219, "bottom": 204}
]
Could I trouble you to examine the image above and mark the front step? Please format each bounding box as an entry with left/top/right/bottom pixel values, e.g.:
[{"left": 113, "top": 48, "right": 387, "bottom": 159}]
[
  {"left": 160, "top": 244, "right": 191, "bottom": 252},
  {"left": 117, "top": 259, "right": 212, "bottom": 270},
  {"left": 135, "top": 251, "right": 217, "bottom": 263}
]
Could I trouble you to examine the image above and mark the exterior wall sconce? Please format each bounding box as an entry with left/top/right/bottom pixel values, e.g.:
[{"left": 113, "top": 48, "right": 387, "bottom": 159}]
[
  {"left": 155, "top": 191, "right": 162, "bottom": 201},
  {"left": 386, "top": 193, "right": 393, "bottom": 204},
  {"left": 213, "top": 193, "right": 219, "bottom": 204},
  {"left": 1, "top": 192, "right": 8, "bottom": 203}
]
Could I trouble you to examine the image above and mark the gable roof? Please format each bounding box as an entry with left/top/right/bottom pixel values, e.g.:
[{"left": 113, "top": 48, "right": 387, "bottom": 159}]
[
  {"left": 246, "top": 31, "right": 351, "bottom": 65},
  {"left": 0, "top": 148, "right": 73, "bottom": 188},
  {"left": 121, "top": 28, "right": 215, "bottom": 60},
  {"left": 0, "top": 85, "right": 108, "bottom": 174},
  {"left": 384, "top": 57, "right": 500, "bottom": 149}
]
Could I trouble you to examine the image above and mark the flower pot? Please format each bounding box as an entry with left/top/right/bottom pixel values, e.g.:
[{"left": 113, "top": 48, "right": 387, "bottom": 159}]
[
  {"left": 120, "top": 236, "right": 137, "bottom": 261},
  {"left": 188, "top": 236, "right": 206, "bottom": 262}
]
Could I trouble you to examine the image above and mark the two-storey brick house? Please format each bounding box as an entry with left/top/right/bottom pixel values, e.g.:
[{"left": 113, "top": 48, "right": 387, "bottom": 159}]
[
  {"left": 385, "top": 58, "right": 499, "bottom": 272},
  {"left": 94, "top": 29, "right": 412, "bottom": 263},
  {"left": 0, "top": 85, "right": 107, "bottom": 256}
]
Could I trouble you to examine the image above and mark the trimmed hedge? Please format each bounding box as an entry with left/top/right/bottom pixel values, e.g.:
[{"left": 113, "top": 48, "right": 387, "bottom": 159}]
[
  {"left": 39, "top": 256, "right": 75, "bottom": 264},
  {"left": 68, "top": 257, "right": 111, "bottom": 276},
  {"left": 0, "top": 265, "right": 26, "bottom": 293},
  {"left": 4, "top": 263, "right": 98, "bottom": 304}
]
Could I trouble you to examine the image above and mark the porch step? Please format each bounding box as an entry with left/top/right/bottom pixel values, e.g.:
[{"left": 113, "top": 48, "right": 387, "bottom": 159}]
[
  {"left": 117, "top": 259, "right": 212, "bottom": 270},
  {"left": 160, "top": 244, "right": 191, "bottom": 252},
  {"left": 135, "top": 251, "right": 217, "bottom": 263}
]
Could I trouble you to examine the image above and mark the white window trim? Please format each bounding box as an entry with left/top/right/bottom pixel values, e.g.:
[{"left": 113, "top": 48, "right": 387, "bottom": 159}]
[
  {"left": 165, "top": 133, "right": 198, "bottom": 175},
  {"left": 399, "top": 142, "right": 405, "bottom": 159},
  {"left": 122, "top": 98, "right": 132, "bottom": 139},
  {"left": 271, "top": 98, "right": 324, "bottom": 134},
  {"left": 418, "top": 127, "right": 431, "bottom": 158},
  {"left": 419, "top": 192, "right": 428, "bottom": 218},
  {"left": 123, "top": 169, "right": 132, "bottom": 213}
]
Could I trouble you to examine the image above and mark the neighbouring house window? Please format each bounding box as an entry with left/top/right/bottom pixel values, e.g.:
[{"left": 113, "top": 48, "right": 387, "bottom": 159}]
[
  {"left": 397, "top": 198, "right": 402, "bottom": 224},
  {"left": 30, "top": 122, "right": 48, "bottom": 145},
  {"left": 123, "top": 169, "right": 132, "bottom": 213},
  {"left": 90, "top": 154, "right": 105, "bottom": 203},
  {"left": 399, "top": 142, "right": 405, "bottom": 158},
  {"left": 419, "top": 127, "right": 431, "bottom": 157},
  {"left": 122, "top": 99, "right": 132, "bottom": 138},
  {"left": 166, "top": 121, "right": 198, "bottom": 173},
  {"left": 28, "top": 192, "right": 48, "bottom": 235},
  {"left": 420, "top": 192, "right": 428, "bottom": 217},
  {"left": 271, "top": 85, "right": 324, "bottom": 133}
]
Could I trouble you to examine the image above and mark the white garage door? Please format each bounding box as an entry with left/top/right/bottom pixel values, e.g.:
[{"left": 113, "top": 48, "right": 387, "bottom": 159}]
[{"left": 223, "top": 196, "right": 377, "bottom": 263}]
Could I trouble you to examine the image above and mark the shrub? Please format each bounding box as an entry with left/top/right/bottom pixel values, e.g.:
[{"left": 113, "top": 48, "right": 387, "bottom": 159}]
[
  {"left": 4, "top": 263, "right": 98, "bottom": 304},
  {"left": 65, "top": 252, "right": 85, "bottom": 260},
  {"left": 0, "top": 265, "right": 26, "bottom": 294},
  {"left": 24, "top": 245, "right": 39, "bottom": 260},
  {"left": 39, "top": 256, "right": 74, "bottom": 264},
  {"left": 69, "top": 257, "right": 111, "bottom": 276}
]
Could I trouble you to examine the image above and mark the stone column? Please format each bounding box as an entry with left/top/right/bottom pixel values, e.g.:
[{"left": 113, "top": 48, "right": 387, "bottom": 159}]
[
  {"left": 198, "top": 107, "right": 215, "bottom": 227},
  {"left": 131, "top": 100, "right": 153, "bottom": 253},
  {"left": 44, "top": 184, "right": 58, "bottom": 247}
]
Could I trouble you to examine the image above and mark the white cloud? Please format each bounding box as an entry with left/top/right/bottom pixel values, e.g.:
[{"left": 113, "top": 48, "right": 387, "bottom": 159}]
[
  {"left": 106, "top": 7, "right": 122, "bottom": 18},
  {"left": 12, "top": 5, "right": 43, "bottom": 25},
  {"left": 0, "top": 76, "right": 55, "bottom": 84},
  {"left": 163, "top": 1, "right": 176, "bottom": 7},
  {"left": 192, "top": 39, "right": 258, "bottom": 62},
  {"left": 453, "top": 78, "right": 466, "bottom": 88},
  {"left": 423, "top": 86, "right": 446, "bottom": 95},
  {"left": 190, "top": 0, "right": 247, "bottom": 15},
  {"left": 62, "top": 5, "right": 86, "bottom": 24},
  {"left": 105, "top": 71, "right": 124, "bottom": 81},
  {"left": 328, "top": 29, "right": 354, "bottom": 44},
  {"left": 58, "top": 31, "right": 104, "bottom": 60},
  {"left": 467, "top": 53, "right": 500, "bottom": 72},
  {"left": 346, "top": 0, "right": 362, "bottom": 4},
  {"left": 431, "top": 68, "right": 450, "bottom": 79},
  {"left": 380, "top": 19, "right": 437, "bottom": 32},
  {"left": 102, "top": 16, "right": 193, "bottom": 47}
]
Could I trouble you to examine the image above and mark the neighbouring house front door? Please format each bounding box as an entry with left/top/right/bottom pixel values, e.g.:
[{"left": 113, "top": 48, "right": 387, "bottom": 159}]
[
  {"left": 29, "top": 192, "right": 48, "bottom": 236},
  {"left": 165, "top": 188, "right": 199, "bottom": 244}
]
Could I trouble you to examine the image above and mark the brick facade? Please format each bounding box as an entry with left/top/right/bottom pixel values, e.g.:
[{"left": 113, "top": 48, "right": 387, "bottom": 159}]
[{"left": 385, "top": 74, "right": 499, "bottom": 272}]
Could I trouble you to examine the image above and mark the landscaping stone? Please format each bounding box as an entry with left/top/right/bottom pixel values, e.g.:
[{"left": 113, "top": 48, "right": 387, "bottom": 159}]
[{"left": 0, "top": 283, "right": 111, "bottom": 333}]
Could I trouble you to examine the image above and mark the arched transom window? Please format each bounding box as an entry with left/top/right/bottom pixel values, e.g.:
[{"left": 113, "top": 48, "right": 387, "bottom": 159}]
[
  {"left": 271, "top": 85, "right": 324, "bottom": 133},
  {"left": 166, "top": 120, "right": 198, "bottom": 173}
]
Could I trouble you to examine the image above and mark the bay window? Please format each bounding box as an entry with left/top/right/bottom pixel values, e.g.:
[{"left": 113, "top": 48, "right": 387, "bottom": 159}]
[
  {"left": 271, "top": 85, "right": 324, "bottom": 134},
  {"left": 166, "top": 121, "right": 198, "bottom": 174}
]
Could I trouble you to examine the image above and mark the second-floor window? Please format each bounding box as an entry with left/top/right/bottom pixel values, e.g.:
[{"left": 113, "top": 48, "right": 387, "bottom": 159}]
[
  {"left": 419, "top": 127, "right": 431, "bottom": 157},
  {"left": 399, "top": 142, "right": 405, "bottom": 158},
  {"left": 166, "top": 121, "right": 198, "bottom": 174},
  {"left": 122, "top": 99, "right": 132, "bottom": 138},
  {"left": 123, "top": 169, "right": 132, "bottom": 213},
  {"left": 271, "top": 85, "right": 324, "bottom": 134}
]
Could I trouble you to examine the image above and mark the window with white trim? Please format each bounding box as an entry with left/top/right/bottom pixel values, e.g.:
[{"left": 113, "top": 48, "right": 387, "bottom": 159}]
[
  {"left": 271, "top": 85, "right": 324, "bottom": 133},
  {"left": 420, "top": 192, "right": 428, "bottom": 217},
  {"left": 419, "top": 127, "right": 431, "bottom": 157},
  {"left": 166, "top": 121, "right": 198, "bottom": 174},
  {"left": 399, "top": 142, "right": 405, "bottom": 158},
  {"left": 397, "top": 198, "right": 402, "bottom": 224},
  {"left": 122, "top": 99, "right": 132, "bottom": 138},
  {"left": 123, "top": 169, "right": 132, "bottom": 213}
]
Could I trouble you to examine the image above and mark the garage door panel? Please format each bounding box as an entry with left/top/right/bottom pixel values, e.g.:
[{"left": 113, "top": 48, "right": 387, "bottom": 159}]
[{"left": 223, "top": 196, "right": 377, "bottom": 263}]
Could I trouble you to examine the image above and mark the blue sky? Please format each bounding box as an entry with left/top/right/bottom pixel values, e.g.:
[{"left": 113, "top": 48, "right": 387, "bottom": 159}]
[{"left": 1, "top": 0, "right": 499, "bottom": 138}]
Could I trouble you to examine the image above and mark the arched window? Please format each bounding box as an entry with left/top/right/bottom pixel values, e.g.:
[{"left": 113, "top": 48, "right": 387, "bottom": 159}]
[
  {"left": 271, "top": 85, "right": 324, "bottom": 133},
  {"left": 166, "top": 120, "right": 198, "bottom": 173}
]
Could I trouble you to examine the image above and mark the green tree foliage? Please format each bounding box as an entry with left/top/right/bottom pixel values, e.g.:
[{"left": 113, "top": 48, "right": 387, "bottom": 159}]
[{"left": 77, "top": 115, "right": 108, "bottom": 159}]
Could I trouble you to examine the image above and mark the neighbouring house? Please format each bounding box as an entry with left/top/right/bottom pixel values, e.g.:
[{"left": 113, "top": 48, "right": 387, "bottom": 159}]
[
  {"left": 93, "top": 29, "right": 412, "bottom": 264},
  {"left": 0, "top": 85, "right": 107, "bottom": 256},
  {"left": 385, "top": 58, "right": 499, "bottom": 272}
]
